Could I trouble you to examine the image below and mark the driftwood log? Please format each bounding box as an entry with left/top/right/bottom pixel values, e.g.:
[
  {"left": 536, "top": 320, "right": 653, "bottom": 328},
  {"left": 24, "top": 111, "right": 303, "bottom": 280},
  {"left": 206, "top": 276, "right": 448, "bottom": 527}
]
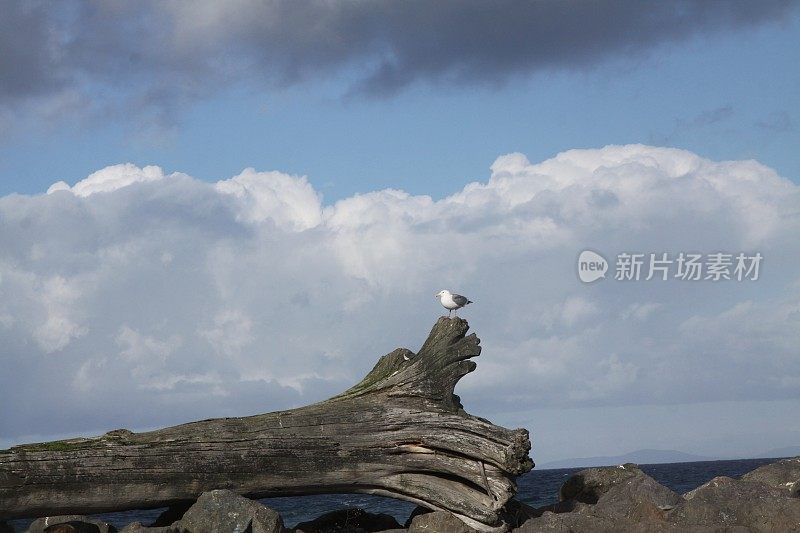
[{"left": 0, "top": 317, "right": 533, "bottom": 531}]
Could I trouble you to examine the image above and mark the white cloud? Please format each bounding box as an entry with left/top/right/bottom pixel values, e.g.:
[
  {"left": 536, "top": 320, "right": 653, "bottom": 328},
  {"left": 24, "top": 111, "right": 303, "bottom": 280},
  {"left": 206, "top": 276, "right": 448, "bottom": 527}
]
[
  {"left": 2, "top": 144, "right": 799, "bottom": 444},
  {"left": 199, "top": 309, "right": 254, "bottom": 359},
  {"left": 621, "top": 302, "right": 662, "bottom": 321},
  {"left": 215, "top": 168, "right": 322, "bottom": 230},
  {"left": 47, "top": 163, "right": 179, "bottom": 197},
  {"left": 560, "top": 296, "right": 599, "bottom": 326},
  {"left": 0, "top": 270, "right": 88, "bottom": 353}
]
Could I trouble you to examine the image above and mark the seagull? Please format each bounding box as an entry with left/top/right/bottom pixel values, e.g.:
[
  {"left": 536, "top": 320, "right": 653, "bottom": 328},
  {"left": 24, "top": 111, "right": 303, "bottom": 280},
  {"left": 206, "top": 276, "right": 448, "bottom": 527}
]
[{"left": 435, "top": 289, "right": 473, "bottom": 318}]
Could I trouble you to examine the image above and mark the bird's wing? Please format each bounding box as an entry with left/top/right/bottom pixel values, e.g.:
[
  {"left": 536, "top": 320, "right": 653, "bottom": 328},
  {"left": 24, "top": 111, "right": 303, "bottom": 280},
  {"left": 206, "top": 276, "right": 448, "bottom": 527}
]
[{"left": 452, "top": 294, "right": 471, "bottom": 306}]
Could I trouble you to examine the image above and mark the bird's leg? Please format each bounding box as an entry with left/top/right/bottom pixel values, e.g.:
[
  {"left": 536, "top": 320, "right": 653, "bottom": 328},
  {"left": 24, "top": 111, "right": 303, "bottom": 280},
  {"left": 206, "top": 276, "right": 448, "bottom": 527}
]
[{"left": 448, "top": 309, "right": 452, "bottom": 318}]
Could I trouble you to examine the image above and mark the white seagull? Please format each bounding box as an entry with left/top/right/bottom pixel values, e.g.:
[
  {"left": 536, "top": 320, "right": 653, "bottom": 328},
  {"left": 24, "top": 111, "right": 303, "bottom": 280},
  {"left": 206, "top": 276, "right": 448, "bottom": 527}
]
[{"left": 435, "top": 289, "right": 473, "bottom": 318}]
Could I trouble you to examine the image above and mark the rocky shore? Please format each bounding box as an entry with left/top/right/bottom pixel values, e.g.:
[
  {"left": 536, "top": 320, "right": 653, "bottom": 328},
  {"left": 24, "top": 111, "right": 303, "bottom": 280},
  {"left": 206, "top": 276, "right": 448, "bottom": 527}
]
[{"left": 3, "top": 456, "right": 798, "bottom": 533}]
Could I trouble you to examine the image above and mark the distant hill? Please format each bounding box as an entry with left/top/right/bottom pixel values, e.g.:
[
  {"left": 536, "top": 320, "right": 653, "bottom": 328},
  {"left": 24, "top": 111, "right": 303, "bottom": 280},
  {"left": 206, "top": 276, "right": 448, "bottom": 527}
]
[
  {"left": 755, "top": 446, "right": 800, "bottom": 459},
  {"left": 537, "top": 449, "right": 717, "bottom": 470}
]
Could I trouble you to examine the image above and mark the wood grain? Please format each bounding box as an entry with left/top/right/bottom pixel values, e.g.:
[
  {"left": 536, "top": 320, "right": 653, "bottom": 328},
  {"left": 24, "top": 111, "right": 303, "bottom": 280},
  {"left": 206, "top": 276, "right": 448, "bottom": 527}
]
[{"left": 0, "top": 317, "right": 533, "bottom": 532}]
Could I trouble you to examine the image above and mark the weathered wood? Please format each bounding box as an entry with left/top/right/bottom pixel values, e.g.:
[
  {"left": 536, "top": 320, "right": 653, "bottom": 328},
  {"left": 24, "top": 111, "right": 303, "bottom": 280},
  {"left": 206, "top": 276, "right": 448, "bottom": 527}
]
[{"left": 0, "top": 317, "right": 533, "bottom": 531}]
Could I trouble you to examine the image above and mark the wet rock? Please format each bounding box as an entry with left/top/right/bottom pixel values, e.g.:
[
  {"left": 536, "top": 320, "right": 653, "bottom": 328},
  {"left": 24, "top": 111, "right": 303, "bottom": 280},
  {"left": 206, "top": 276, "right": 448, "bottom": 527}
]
[
  {"left": 741, "top": 456, "right": 800, "bottom": 495},
  {"left": 407, "top": 511, "right": 477, "bottom": 533},
  {"left": 176, "top": 490, "right": 284, "bottom": 533},
  {"left": 293, "top": 507, "right": 400, "bottom": 533},
  {"left": 670, "top": 475, "right": 800, "bottom": 531},
  {"left": 25, "top": 516, "right": 115, "bottom": 533}
]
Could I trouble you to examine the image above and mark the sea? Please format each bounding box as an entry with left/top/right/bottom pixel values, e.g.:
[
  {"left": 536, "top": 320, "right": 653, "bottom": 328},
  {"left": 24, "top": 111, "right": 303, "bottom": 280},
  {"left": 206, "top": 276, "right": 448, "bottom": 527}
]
[{"left": 5, "top": 457, "right": 787, "bottom": 531}]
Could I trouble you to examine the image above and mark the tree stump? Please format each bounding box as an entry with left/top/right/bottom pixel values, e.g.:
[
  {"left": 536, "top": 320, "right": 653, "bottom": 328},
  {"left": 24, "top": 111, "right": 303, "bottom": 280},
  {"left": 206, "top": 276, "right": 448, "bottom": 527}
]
[{"left": 0, "top": 317, "right": 533, "bottom": 531}]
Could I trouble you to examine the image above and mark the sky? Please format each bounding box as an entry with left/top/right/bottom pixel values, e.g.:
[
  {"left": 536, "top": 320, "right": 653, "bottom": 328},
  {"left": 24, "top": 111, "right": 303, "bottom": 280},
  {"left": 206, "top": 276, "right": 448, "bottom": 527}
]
[{"left": 1, "top": 1, "right": 799, "bottom": 466}]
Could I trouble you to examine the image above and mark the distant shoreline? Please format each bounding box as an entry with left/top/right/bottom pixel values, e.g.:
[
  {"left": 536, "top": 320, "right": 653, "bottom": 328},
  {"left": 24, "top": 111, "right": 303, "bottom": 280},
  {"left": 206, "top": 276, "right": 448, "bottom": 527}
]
[{"left": 536, "top": 447, "right": 800, "bottom": 470}]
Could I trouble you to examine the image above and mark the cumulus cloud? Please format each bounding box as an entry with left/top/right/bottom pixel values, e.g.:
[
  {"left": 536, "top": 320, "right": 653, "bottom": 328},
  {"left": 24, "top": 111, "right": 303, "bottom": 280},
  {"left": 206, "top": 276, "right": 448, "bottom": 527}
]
[
  {"left": 1, "top": 144, "right": 799, "bottom": 444},
  {"left": 47, "top": 164, "right": 176, "bottom": 196},
  {"left": 0, "top": 1, "right": 796, "bottom": 128},
  {"left": 215, "top": 169, "right": 322, "bottom": 230}
]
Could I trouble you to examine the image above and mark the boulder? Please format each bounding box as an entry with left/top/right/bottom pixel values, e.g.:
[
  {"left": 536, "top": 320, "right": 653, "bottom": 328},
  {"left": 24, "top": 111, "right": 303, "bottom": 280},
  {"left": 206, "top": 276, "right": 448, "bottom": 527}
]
[
  {"left": 150, "top": 503, "right": 193, "bottom": 527},
  {"left": 119, "top": 522, "right": 177, "bottom": 533},
  {"left": 175, "top": 490, "right": 284, "bottom": 533},
  {"left": 591, "top": 471, "right": 681, "bottom": 522},
  {"left": 407, "top": 511, "right": 477, "bottom": 533},
  {"left": 499, "top": 499, "right": 540, "bottom": 528},
  {"left": 293, "top": 507, "right": 401, "bottom": 533},
  {"left": 514, "top": 509, "right": 651, "bottom": 533},
  {"left": 559, "top": 463, "right": 646, "bottom": 503},
  {"left": 741, "top": 456, "right": 800, "bottom": 495},
  {"left": 402, "top": 506, "right": 430, "bottom": 528},
  {"left": 117, "top": 523, "right": 176, "bottom": 533},
  {"left": 670, "top": 475, "right": 800, "bottom": 531},
  {"left": 515, "top": 463, "right": 700, "bottom": 532},
  {"left": 24, "top": 516, "right": 115, "bottom": 533},
  {"left": 559, "top": 463, "right": 680, "bottom": 514},
  {"left": 515, "top": 508, "right": 714, "bottom": 533}
]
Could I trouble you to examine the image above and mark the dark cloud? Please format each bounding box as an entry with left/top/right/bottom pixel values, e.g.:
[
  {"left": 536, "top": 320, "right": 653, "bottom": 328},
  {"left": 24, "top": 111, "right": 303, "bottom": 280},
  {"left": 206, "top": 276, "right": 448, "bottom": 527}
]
[
  {"left": 0, "top": 1, "right": 797, "bottom": 123},
  {"left": 0, "top": 1, "right": 64, "bottom": 99}
]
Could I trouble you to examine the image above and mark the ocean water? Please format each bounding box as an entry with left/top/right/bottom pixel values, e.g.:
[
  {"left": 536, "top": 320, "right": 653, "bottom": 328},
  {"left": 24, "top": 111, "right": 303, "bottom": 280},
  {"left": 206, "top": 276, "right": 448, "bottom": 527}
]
[{"left": 6, "top": 457, "right": 785, "bottom": 530}]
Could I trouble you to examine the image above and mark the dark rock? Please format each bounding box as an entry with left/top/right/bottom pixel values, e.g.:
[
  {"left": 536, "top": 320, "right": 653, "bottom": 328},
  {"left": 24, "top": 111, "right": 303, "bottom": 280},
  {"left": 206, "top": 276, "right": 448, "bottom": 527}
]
[
  {"left": 558, "top": 462, "right": 680, "bottom": 518},
  {"left": 499, "top": 499, "right": 540, "bottom": 528},
  {"left": 559, "top": 463, "right": 646, "bottom": 503},
  {"left": 117, "top": 523, "right": 176, "bottom": 533},
  {"left": 515, "top": 508, "right": 707, "bottom": 533},
  {"left": 175, "top": 490, "right": 284, "bottom": 533},
  {"left": 25, "top": 516, "right": 115, "bottom": 533},
  {"left": 515, "top": 463, "right": 696, "bottom": 532},
  {"left": 407, "top": 511, "right": 477, "bottom": 533},
  {"left": 591, "top": 471, "right": 681, "bottom": 522},
  {"left": 531, "top": 499, "right": 589, "bottom": 516},
  {"left": 293, "top": 507, "right": 400, "bottom": 533},
  {"left": 0, "top": 521, "right": 14, "bottom": 533},
  {"left": 150, "top": 503, "right": 193, "bottom": 527},
  {"left": 670, "top": 475, "right": 800, "bottom": 531},
  {"left": 513, "top": 509, "right": 645, "bottom": 533},
  {"left": 741, "top": 456, "right": 800, "bottom": 494},
  {"left": 402, "top": 506, "right": 431, "bottom": 528}
]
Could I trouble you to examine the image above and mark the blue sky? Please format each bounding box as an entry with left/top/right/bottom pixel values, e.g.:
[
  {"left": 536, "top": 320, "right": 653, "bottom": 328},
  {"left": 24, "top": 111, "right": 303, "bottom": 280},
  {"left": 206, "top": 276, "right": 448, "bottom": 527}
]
[
  {"left": 1, "top": 1, "right": 799, "bottom": 465},
  {"left": 1, "top": 3, "right": 798, "bottom": 200}
]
